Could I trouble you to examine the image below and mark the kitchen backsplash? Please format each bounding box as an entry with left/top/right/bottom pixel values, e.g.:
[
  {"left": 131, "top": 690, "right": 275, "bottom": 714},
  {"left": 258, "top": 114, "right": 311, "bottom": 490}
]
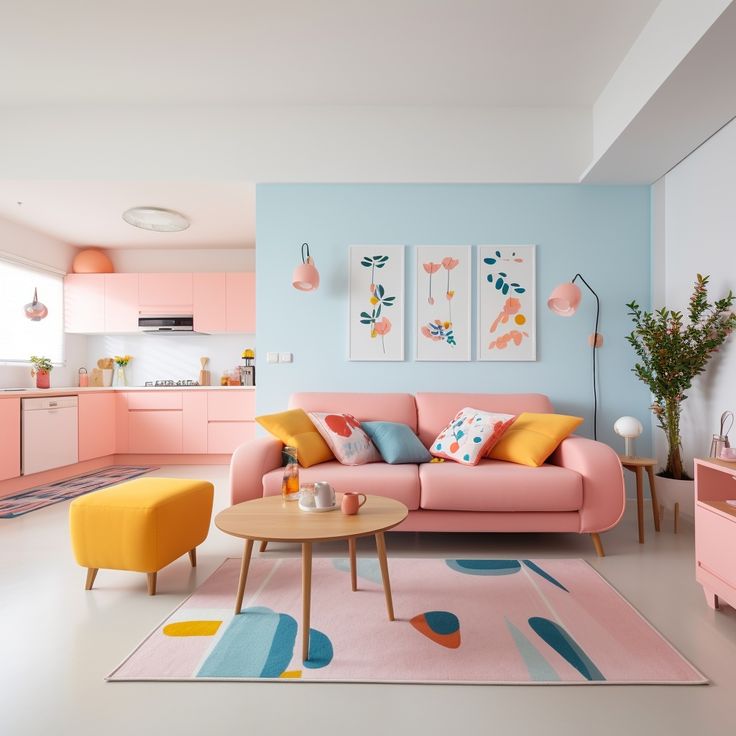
[{"left": 85, "top": 334, "right": 256, "bottom": 386}]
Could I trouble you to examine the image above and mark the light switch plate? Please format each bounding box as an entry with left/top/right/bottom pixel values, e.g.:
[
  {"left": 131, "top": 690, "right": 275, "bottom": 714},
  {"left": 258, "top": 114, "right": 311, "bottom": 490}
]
[
  {"left": 266, "top": 352, "right": 279, "bottom": 363},
  {"left": 279, "top": 352, "right": 293, "bottom": 363}
]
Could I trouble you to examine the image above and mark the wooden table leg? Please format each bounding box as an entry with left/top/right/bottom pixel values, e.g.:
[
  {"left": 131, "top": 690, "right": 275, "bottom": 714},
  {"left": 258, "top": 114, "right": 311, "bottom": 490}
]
[
  {"left": 259, "top": 541, "right": 268, "bottom": 553},
  {"left": 646, "top": 466, "right": 661, "bottom": 532},
  {"left": 302, "top": 542, "right": 312, "bottom": 663},
  {"left": 348, "top": 537, "right": 357, "bottom": 591},
  {"left": 375, "top": 532, "right": 395, "bottom": 621},
  {"left": 234, "top": 538, "right": 254, "bottom": 614},
  {"left": 635, "top": 466, "right": 645, "bottom": 543}
]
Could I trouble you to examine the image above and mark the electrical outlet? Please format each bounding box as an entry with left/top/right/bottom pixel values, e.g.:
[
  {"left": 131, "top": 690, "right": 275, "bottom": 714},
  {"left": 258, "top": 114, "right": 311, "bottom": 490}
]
[
  {"left": 266, "top": 352, "right": 279, "bottom": 364},
  {"left": 279, "top": 352, "right": 293, "bottom": 363}
]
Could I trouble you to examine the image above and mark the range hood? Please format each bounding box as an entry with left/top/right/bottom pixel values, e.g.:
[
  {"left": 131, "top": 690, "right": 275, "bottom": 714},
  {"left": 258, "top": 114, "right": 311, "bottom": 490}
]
[{"left": 138, "top": 315, "right": 197, "bottom": 333}]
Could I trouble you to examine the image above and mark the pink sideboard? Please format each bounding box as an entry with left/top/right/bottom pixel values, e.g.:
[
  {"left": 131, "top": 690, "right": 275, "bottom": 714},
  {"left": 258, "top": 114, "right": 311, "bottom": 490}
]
[
  {"left": 64, "top": 272, "right": 255, "bottom": 334},
  {"left": 694, "top": 458, "right": 736, "bottom": 612}
]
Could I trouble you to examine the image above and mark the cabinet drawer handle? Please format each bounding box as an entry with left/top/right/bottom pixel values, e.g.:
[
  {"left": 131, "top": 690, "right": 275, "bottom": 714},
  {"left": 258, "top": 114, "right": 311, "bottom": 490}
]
[{"left": 49, "top": 401, "right": 58, "bottom": 407}]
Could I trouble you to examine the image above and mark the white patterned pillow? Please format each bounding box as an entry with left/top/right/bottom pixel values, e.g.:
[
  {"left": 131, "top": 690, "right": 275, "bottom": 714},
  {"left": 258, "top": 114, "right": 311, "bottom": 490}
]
[{"left": 308, "top": 412, "right": 382, "bottom": 466}]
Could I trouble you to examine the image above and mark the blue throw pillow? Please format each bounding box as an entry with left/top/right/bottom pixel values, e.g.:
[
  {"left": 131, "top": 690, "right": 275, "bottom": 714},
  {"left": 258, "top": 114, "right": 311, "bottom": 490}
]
[{"left": 361, "top": 421, "right": 432, "bottom": 464}]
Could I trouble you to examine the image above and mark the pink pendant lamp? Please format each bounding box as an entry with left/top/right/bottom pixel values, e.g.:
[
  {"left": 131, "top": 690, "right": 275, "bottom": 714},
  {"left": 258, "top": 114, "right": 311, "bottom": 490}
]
[
  {"left": 292, "top": 242, "right": 320, "bottom": 291},
  {"left": 547, "top": 274, "right": 601, "bottom": 439}
]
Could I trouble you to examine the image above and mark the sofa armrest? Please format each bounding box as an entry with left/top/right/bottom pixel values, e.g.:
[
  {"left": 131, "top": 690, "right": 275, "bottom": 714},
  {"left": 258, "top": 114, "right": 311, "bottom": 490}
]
[
  {"left": 548, "top": 436, "right": 625, "bottom": 533},
  {"left": 229, "top": 437, "right": 284, "bottom": 505}
]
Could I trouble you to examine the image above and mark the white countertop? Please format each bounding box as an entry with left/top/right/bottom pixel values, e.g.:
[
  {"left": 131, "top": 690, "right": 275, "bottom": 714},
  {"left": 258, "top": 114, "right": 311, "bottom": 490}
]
[{"left": 0, "top": 385, "right": 256, "bottom": 399}]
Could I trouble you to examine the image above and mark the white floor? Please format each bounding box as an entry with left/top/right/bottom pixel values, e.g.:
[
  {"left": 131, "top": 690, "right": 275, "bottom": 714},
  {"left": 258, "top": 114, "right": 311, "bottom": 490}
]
[{"left": 2, "top": 465, "right": 736, "bottom": 736}]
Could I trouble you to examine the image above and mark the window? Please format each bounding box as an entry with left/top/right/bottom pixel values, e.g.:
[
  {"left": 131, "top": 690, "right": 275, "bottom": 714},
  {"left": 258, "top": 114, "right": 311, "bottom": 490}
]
[{"left": 0, "top": 257, "right": 64, "bottom": 364}]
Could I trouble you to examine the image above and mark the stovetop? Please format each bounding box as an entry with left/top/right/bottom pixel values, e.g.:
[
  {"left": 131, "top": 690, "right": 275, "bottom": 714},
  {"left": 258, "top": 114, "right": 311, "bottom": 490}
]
[{"left": 144, "top": 380, "right": 200, "bottom": 387}]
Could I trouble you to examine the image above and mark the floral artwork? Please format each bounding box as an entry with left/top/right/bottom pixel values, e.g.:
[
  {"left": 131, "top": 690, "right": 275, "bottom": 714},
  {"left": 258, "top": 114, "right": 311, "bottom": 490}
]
[
  {"left": 478, "top": 245, "right": 536, "bottom": 361},
  {"left": 416, "top": 246, "right": 471, "bottom": 361},
  {"left": 349, "top": 246, "right": 404, "bottom": 361}
]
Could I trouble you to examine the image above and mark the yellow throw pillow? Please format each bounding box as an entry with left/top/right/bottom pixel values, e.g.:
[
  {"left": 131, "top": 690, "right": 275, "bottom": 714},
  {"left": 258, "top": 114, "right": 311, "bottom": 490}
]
[
  {"left": 255, "top": 409, "right": 334, "bottom": 468},
  {"left": 488, "top": 412, "right": 583, "bottom": 467}
]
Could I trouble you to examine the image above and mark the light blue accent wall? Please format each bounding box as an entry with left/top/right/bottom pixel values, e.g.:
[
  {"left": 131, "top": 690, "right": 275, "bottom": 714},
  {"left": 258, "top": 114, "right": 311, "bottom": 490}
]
[{"left": 256, "top": 184, "right": 651, "bottom": 453}]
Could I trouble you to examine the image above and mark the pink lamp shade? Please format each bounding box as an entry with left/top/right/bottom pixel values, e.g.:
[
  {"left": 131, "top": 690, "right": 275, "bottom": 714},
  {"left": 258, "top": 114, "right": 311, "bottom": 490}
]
[
  {"left": 547, "top": 282, "right": 581, "bottom": 316},
  {"left": 292, "top": 244, "right": 320, "bottom": 291}
]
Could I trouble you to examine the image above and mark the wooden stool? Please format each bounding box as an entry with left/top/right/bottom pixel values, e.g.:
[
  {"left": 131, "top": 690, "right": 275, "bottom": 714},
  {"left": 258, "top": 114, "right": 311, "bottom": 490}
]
[{"left": 618, "top": 456, "right": 661, "bottom": 543}]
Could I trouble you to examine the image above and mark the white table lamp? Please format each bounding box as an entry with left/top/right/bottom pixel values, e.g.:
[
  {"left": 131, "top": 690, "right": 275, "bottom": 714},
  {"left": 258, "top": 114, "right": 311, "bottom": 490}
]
[{"left": 614, "top": 416, "right": 643, "bottom": 458}]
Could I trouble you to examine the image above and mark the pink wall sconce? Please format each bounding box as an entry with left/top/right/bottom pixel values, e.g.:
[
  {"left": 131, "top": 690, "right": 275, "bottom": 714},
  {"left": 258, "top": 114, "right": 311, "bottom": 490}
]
[
  {"left": 292, "top": 242, "right": 320, "bottom": 291},
  {"left": 547, "top": 274, "right": 601, "bottom": 439}
]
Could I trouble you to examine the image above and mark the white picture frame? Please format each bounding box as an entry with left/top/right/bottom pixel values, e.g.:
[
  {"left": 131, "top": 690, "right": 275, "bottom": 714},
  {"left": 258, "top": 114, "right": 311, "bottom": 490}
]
[
  {"left": 477, "top": 245, "right": 536, "bottom": 361},
  {"left": 415, "top": 245, "right": 471, "bottom": 361},
  {"left": 349, "top": 245, "right": 405, "bottom": 361}
]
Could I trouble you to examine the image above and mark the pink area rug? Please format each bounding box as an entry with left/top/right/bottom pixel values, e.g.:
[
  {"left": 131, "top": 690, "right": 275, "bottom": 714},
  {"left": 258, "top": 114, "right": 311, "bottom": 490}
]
[
  {"left": 108, "top": 557, "right": 706, "bottom": 685},
  {"left": 0, "top": 466, "right": 158, "bottom": 518}
]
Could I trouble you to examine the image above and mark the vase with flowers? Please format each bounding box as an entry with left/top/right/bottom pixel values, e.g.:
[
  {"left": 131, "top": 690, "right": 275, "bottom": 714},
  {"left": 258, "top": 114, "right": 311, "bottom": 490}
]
[{"left": 113, "top": 355, "right": 132, "bottom": 386}]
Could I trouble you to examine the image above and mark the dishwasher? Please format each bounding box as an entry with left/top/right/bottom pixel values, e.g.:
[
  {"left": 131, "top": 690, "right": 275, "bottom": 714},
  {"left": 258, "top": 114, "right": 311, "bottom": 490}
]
[{"left": 22, "top": 395, "right": 79, "bottom": 475}]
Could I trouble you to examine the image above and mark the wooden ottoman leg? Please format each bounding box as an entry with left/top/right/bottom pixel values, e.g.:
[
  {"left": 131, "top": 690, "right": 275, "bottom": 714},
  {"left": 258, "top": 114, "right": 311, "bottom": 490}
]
[
  {"left": 259, "top": 541, "right": 268, "bottom": 553},
  {"left": 188, "top": 548, "right": 197, "bottom": 567},
  {"left": 85, "top": 568, "right": 98, "bottom": 591},
  {"left": 147, "top": 572, "right": 157, "bottom": 596},
  {"left": 590, "top": 532, "right": 605, "bottom": 557}
]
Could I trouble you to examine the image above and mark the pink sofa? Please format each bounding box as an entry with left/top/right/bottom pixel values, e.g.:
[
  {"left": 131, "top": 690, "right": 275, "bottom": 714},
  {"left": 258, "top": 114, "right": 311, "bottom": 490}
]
[{"left": 230, "top": 392, "right": 625, "bottom": 556}]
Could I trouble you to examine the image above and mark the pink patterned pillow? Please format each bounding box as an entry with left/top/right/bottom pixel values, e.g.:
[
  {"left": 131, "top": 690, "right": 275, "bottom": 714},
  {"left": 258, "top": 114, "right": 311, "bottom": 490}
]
[
  {"left": 431, "top": 408, "right": 516, "bottom": 466},
  {"left": 308, "top": 412, "right": 382, "bottom": 466}
]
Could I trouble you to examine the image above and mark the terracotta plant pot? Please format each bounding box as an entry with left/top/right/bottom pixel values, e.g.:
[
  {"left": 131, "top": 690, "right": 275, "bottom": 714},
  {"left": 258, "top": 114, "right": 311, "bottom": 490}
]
[{"left": 35, "top": 369, "right": 50, "bottom": 389}]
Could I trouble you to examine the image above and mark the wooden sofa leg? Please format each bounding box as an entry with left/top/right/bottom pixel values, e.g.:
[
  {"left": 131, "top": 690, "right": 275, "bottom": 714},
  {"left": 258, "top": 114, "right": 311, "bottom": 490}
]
[
  {"left": 590, "top": 533, "right": 605, "bottom": 558},
  {"left": 259, "top": 541, "right": 268, "bottom": 553},
  {"left": 188, "top": 548, "right": 197, "bottom": 567},
  {"left": 147, "top": 572, "right": 157, "bottom": 596},
  {"left": 85, "top": 568, "right": 98, "bottom": 590}
]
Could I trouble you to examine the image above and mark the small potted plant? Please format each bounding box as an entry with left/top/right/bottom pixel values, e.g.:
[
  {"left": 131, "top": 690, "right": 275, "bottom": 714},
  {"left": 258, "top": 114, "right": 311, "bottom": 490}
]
[
  {"left": 30, "top": 355, "right": 53, "bottom": 389},
  {"left": 113, "top": 355, "right": 132, "bottom": 386},
  {"left": 626, "top": 274, "right": 736, "bottom": 512}
]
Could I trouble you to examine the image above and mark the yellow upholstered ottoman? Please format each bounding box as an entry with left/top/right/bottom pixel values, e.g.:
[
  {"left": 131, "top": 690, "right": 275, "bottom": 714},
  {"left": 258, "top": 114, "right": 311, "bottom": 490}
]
[{"left": 69, "top": 477, "right": 214, "bottom": 595}]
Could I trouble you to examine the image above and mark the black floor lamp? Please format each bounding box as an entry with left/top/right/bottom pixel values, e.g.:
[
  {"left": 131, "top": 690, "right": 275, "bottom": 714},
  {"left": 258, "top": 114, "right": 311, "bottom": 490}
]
[{"left": 547, "top": 274, "right": 601, "bottom": 440}]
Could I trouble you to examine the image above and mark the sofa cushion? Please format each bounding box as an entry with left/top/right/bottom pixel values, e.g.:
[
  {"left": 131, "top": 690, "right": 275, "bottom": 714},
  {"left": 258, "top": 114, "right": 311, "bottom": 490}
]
[
  {"left": 362, "top": 421, "right": 432, "bottom": 464},
  {"left": 308, "top": 412, "right": 381, "bottom": 465},
  {"left": 419, "top": 459, "right": 583, "bottom": 512},
  {"left": 255, "top": 408, "right": 334, "bottom": 467},
  {"left": 415, "top": 392, "right": 554, "bottom": 447},
  {"left": 290, "top": 392, "right": 417, "bottom": 432},
  {"left": 262, "top": 461, "right": 421, "bottom": 510},
  {"left": 430, "top": 408, "right": 516, "bottom": 465}
]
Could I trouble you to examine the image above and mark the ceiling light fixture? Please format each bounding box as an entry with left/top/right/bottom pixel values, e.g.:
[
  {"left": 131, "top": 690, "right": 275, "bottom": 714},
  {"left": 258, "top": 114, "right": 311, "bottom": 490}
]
[
  {"left": 122, "top": 207, "right": 190, "bottom": 232},
  {"left": 24, "top": 288, "right": 48, "bottom": 321}
]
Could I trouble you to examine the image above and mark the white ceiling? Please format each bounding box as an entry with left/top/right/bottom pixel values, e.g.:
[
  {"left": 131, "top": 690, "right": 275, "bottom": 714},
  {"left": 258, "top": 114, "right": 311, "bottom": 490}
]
[
  {"left": 0, "top": 181, "right": 255, "bottom": 249},
  {"left": 1, "top": 0, "right": 659, "bottom": 107}
]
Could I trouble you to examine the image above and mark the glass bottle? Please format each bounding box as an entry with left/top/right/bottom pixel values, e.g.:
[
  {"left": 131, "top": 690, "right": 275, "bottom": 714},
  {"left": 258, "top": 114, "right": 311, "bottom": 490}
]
[{"left": 281, "top": 446, "right": 300, "bottom": 501}]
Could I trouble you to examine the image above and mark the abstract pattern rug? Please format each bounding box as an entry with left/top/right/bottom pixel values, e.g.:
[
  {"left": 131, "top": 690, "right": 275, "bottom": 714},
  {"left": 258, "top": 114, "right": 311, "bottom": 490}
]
[
  {"left": 109, "top": 557, "right": 706, "bottom": 684},
  {"left": 0, "top": 466, "right": 157, "bottom": 518}
]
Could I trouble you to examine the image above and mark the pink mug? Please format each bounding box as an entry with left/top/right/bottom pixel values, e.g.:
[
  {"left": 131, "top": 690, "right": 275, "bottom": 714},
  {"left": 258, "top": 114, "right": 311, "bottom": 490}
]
[{"left": 341, "top": 492, "right": 367, "bottom": 515}]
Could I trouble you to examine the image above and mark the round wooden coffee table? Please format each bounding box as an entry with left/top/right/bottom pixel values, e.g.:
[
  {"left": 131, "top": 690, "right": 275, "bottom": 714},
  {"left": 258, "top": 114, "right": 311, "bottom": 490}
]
[{"left": 215, "top": 494, "right": 408, "bottom": 663}]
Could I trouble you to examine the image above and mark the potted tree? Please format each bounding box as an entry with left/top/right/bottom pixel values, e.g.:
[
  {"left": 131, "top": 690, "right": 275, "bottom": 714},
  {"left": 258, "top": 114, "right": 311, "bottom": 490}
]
[
  {"left": 626, "top": 275, "right": 736, "bottom": 512},
  {"left": 30, "top": 355, "right": 53, "bottom": 389}
]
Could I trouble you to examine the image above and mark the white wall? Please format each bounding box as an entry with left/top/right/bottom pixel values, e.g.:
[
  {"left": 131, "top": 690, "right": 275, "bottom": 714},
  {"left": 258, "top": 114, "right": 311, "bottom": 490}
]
[
  {"left": 653, "top": 117, "right": 736, "bottom": 475},
  {"left": 0, "top": 216, "right": 86, "bottom": 388},
  {"left": 108, "top": 248, "right": 253, "bottom": 273}
]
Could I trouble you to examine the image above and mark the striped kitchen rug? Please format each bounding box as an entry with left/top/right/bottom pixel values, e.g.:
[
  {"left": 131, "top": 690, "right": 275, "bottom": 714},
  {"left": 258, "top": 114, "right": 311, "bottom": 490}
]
[{"left": 0, "top": 465, "right": 157, "bottom": 518}]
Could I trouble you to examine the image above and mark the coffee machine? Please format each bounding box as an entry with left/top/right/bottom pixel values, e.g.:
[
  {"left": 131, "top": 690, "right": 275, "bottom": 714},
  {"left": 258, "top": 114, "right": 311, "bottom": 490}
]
[{"left": 240, "top": 349, "right": 255, "bottom": 386}]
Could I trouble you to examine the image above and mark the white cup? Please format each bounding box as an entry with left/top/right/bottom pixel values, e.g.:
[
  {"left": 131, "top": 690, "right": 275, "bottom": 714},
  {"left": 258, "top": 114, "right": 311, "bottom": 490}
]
[{"left": 314, "top": 481, "right": 336, "bottom": 509}]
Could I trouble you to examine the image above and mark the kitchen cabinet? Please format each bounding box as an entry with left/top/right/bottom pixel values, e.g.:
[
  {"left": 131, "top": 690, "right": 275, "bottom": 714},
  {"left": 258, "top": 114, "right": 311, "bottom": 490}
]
[
  {"left": 139, "top": 273, "right": 193, "bottom": 310},
  {"left": 78, "top": 393, "right": 116, "bottom": 461},
  {"left": 208, "top": 421, "right": 256, "bottom": 453},
  {"left": 104, "top": 274, "right": 139, "bottom": 332},
  {"left": 0, "top": 398, "right": 21, "bottom": 481},
  {"left": 129, "top": 410, "right": 183, "bottom": 454},
  {"left": 226, "top": 272, "right": 256, "bottom": 333},
  {"left": 64, "top": 274, "right": 105, "bottom": 333},
  {"left": 182, "top": 392, "right": 208, "bottom": 453},
  {"left": 208, "top": 390, "right": 255, "bottom": 421},
  {"left": 193, "top": 273, "right": 227, "bottom": 332}
]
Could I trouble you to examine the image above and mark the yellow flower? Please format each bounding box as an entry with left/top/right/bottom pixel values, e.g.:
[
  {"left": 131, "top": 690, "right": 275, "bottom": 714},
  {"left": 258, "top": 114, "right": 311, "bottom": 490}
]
[
  {"left": 443, "top": 321, "right": 451, "bottom": 329},
  {"left": 370, "top": 296, "right": 379, "bottom": 305},
  {"left": 370, "top": 329, "right": 377, "bottom": 338}
]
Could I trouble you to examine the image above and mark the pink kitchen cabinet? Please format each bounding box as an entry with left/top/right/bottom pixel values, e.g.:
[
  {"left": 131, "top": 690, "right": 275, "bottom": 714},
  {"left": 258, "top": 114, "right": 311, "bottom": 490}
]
[
  {"left": 104, "top": 273, "right": 139, "bottom": 332},
  {"left": 226, "top": 272, "right": 255, "bottom": 333},
  {"left": 193, "top": 273, "right": 227, "bottom": 332},
  {"left": 128, "top": 410, "right": 183, "bottom": 454},
  {"left": 64, "top": 274, "right": 105, "bottom": 333},
  {"left": 115, "top": 393, "right": 130, "bottom": 453},
  {"left": 78, "top": 393, "right": 116, "bottom": 461},
  {"left": 208, "top": 390, "right": 255, "bottom": 421},
  {"left": 0, "top": 398, "right": 21, "bottom": 481},
  {"left": 139, "top": 273, "right": 193, "bottom": 310},
  {"left": 207, "top": 421, "right": 256, "bottom": 454},
  {"left": 182, "top": 392, "right": 208, "bottom": 453}
]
